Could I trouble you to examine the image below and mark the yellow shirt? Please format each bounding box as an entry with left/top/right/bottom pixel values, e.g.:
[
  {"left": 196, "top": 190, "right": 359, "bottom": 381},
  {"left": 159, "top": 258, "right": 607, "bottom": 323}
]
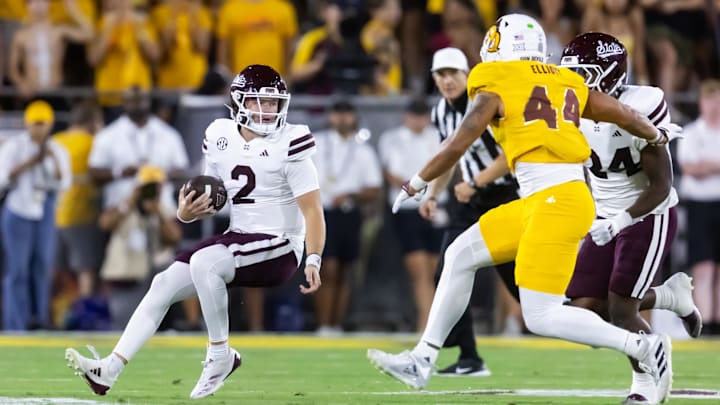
[
  {"left": 216, "top": 0, "right": 297, "bottom": 76},
  {"left": 54, "top": 129, "right": 98, "bottom": 227},
  {"left": 1, "top": 0, "right": 95, "bottom": 21},
  {"left": 426, "top": 0, "right": 498, "bottom": 29},
  {"left": 0, "top": 0, "right": 25, "bottom": 20},
  {"left": 95, "top": 16, "right": 157, "bottom": 105},
  {"left": 360, "top": 19, "right": 401, "bottom": 95},
  {"left": 467, "top": 60, "right": 590, "bottom": 169},
  {"left": 49, "top": 0, "right": 96, "bottom": 25},
  {"left": 151, "top": 4, "right": 211, "bottom": 90},
  {"left": 291, "top": 26, "right": 328, "bottom": 68}
]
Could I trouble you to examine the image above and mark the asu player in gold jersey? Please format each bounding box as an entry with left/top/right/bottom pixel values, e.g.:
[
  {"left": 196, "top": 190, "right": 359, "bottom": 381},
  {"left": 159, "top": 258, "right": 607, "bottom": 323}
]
[{"left": 368, "top": 14, "right": 678, "bottom": 393}]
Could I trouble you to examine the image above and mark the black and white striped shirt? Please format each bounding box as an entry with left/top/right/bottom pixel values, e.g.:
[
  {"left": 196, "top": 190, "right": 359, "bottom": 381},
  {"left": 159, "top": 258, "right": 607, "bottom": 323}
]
[{"left": 431, "top": 94, "right": 514, "bottom": 185}]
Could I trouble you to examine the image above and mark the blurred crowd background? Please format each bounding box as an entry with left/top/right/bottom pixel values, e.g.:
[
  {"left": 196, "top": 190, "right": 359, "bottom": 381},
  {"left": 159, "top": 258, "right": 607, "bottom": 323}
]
[{"left": 0, "top": 0, "right": 719, "bottom": 336}]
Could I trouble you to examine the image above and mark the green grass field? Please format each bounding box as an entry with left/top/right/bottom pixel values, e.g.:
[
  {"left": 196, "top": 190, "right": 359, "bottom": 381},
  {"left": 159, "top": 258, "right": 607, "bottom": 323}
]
[{"left": 0, "top": 334, "right": 718, "bottom": 404}]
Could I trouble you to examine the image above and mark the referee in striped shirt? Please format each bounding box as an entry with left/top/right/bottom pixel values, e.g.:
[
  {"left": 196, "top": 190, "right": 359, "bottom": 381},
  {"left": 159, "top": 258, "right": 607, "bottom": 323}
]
[{"left": 419, "top": 48, "right": 520, "bottom": 377}]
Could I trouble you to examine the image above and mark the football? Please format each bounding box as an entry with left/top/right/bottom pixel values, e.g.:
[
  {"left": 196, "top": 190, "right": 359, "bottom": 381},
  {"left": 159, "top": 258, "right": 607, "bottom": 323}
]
[{"left": 184, "top": 175, "right": 227, "bottom": 211}]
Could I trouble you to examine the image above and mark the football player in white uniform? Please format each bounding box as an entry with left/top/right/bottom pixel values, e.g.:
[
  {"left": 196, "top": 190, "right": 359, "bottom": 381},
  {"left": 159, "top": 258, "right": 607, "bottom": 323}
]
[
  {"left": 561, "top": 33, "right": 701, "bottom": 404},
  {"left": 65, "top": 65, "right": 325, "bottom": 399}
]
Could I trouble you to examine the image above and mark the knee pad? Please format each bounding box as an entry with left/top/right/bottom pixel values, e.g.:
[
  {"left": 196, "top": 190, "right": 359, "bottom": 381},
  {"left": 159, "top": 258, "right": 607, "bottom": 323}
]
[
  {"left": 520, "top": 288, "right": 565, "bottom": 336},
  {"left": 443, "top": 225, "right": 493, "bottom": 275},
  {"left": 189, "top": 245, "right": 236, "bottom": 284}
]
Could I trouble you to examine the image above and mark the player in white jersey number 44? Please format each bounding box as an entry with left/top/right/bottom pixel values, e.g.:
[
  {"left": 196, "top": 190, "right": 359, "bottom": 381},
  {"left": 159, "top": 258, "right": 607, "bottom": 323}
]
[
  {"left": 561, "top": 33, "right": 701, "bottom": 405},
  {"left": 65, "top": 65, "right": 326, "bottom": 399}
]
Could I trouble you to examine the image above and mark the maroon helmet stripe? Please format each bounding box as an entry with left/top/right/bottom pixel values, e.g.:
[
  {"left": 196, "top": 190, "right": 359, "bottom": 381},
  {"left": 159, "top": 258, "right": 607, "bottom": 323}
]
[
  {"left": 288, "top": 141, "right": 315, "bottom": 156},
  {"left": 289, "top": 134, "right": 313, "bottom": 146},
  {"left": 647, "top": 100, "right": 667, "bottom": 122}
]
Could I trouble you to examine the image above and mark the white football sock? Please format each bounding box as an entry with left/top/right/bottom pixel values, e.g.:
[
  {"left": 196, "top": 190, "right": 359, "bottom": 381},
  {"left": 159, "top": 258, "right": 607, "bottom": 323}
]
[
  {"left": 651, "top": 284, "right": 673, "bottom": 310},
  {"left": 113, "top": 262, "right": 196, "bottom": 362},
  {"left": 412, "top": 341, "right": 440, "bottom": 364},
  {"left": 209, "top": 342, "right": 229, "bottom": 359},
  {"left": 189, "top": 245, "right": 236, "bottom": 343},
  {"left": 414, "top": 224, "right": 495, "bottom": 363},
  {"left": 106, "top": 353, "right": 125, "bottom": 379},
  {"left": 519, "top": 288, "right": 645, "bottom": 358}
]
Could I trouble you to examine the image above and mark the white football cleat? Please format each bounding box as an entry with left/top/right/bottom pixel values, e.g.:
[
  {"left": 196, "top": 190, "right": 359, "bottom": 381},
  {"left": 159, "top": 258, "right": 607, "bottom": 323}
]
[
  {"left": 623, "top": 372, "right": 658, "bottom": 405},
  {"left": 367, "top": 349, "right": 433, "bottom": 390},
  {"left": 663, "top": 272, "right": 702, "bottom": 338},
  {"left": 635, "top": 333, "right": 673, "bottom": 404},
  {"left": 189, "top": 348, "right": 242, "bottom": 399},
  {"left": 65, "top": 346, "right": 116, "bottom": 396}
]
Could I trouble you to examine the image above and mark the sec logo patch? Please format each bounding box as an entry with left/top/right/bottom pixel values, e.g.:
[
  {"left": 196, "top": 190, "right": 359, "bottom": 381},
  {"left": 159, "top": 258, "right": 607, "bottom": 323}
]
[{"left": 217, "top": 137, "right": 228, "bottom": 150}]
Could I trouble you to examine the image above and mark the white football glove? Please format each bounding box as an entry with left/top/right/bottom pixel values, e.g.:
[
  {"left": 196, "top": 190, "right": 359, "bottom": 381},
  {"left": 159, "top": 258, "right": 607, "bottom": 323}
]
[
  {"left": 391, "top": 175, "right": 428, "bottom": 214},
  {"left": 650, "top": 123, "right": 683, "bottom": 146},
  {"left": 589, "top": 211, "right": 634, "bottom": 246}
]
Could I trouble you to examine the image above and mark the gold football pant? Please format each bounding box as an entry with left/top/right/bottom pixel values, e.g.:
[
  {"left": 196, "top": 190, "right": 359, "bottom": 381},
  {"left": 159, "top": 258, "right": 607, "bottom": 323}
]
[{"left": 479, "top": 181, "right": 595, "bottom": 295}]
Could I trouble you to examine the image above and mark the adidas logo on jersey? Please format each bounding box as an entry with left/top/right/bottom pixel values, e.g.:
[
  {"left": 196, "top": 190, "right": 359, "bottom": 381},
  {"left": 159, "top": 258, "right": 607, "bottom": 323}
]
[
  {"left": 259, "top": 150, "right": 269, "bottom": 157},
  {"left": 596, "top": 41, "right": 624, "bottom": 58},
  {"left": 612, "top": 131, "right": 623, "bottom": 137}
]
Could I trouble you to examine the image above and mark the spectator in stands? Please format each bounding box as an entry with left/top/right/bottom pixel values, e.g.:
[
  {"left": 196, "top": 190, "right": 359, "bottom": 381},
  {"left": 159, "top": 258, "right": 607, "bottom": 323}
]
[
  {"left": 0, "top": 100, "right": 71, "bottom": 330},
  {"left": 439, "top": 0, "right": 484, "bottom": 67},
  {"left": 88, "top": 86, "right": 189, "bottom": 212},
  {"left": 582, "top": 0, "right": 648, "bottom": 84},
  {"left": 0, "top": 0, "right": 26, "bottom": 84},
  {"left": 378, "top": 98, "right": 443, "bottom": 331},
  {"left": 642, "top": 0, "right": 711, "bottom": 104},
  {"left": 312, "top": 100, "right": 382, "bottom": 334},
  {"left": 361, "top": 0, "right": 402, "bottom": 95},
  {"left": 54, "top": 101, "right": 105, "bottom": 301},
  {"left": 540, "top": 0, "right": 576, "bottom": 64},
  {"left": 151, "top": 0, "right": 211, "bottom": 91},
  {"left": 7, "top": 0, "right": 93, "bottom": 100},
  {"left": 289, "top": 0, "right": 344, "bottom": 94},
  {"left": 216, "top": 0, "right": 298, "bottom": 77},
  {"left": 97, "top": 166, "right": 181, "bottom": 329},
  {"left": 88, "top": 0, "right": 159, "bottom": 111},
  {"left": 676, "top": 79, "right": 720, "bottom": 335}
]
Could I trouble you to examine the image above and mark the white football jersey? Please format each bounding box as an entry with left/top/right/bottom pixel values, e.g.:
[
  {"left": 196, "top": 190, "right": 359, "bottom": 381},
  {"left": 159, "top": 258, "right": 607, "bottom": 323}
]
[
  {"left": 580, "top": 85, "right": 678, "bottom": 218},
  {"left": 202, "top": 119, "right": 319, "bottom": 255}
]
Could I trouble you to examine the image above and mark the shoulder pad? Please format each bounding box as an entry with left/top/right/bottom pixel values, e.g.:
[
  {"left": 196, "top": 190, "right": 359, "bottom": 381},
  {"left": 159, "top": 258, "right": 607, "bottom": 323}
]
[
  {"left": 467, "top": 63, "right": 498, "bottom": 100},
  {"left": 622, "top": 85, "right": 669, "bottom": 125},
  {"left": 203, "top": 119, "right": 235, "bottom": 154},
  {"left": 285, "top": 124, "right": 316, "bottom": 161}
]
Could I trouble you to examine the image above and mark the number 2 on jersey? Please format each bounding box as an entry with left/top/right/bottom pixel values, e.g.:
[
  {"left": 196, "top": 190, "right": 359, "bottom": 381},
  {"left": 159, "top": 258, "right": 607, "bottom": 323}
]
[
  {"left": 523, "top": 86, "right": 580, "bottom": 128},
  {"left": 231, "top": 165, "right": 256, "bottom": 204}
]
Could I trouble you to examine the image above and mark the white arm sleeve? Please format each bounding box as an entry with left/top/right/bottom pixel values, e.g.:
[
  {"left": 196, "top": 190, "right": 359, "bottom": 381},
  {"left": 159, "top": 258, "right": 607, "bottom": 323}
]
[
  {"left": 88, "top": 131, "right": 112, "bottom": 169},
  {"left": 361, "top": 146, "right": 383, "bottom": 188},
  {"left": 284, "top": 158, "right": 320, "bottom": 198},
  {"left": 170, "top": 131, "right": 190, "bottom": 170},
  {"left": 0, "top": 140, "right": 17, "bottom": 189}
]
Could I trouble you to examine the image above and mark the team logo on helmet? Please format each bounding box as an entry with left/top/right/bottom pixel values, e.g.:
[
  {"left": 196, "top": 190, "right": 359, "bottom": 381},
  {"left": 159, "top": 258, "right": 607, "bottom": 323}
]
[
  {"left": 233, "top": 74, "right": 246, "bottom": 88},
  {"left": 596, "top": 41, "right": 624, "bottom": 58},
  {"left": 484, "top": 25, "right": 501, "bottom": 53}
]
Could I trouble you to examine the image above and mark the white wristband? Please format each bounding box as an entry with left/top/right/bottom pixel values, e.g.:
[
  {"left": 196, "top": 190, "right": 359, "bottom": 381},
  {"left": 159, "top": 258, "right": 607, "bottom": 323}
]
[
  {"left": 648, "top": 128, "right": 666, "bottom": 145},
  {"left": 409, "top": 174, "right": 428, "bottom": 191},
  {"left": 306, "top": 253, "right": 322, "bottom": 271}
]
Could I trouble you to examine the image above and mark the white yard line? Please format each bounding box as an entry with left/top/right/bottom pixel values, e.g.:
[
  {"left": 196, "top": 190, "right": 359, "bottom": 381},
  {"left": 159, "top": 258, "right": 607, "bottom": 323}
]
[
  {"left": 347, "top": 388, "right": 720, "bottom": 400},
  {"left": 0, "top": 398, "right": 113, "bottom": 404}
]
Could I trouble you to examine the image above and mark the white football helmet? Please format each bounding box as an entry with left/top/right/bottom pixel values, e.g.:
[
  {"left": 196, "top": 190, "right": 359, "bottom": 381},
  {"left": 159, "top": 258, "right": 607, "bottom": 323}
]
[{"left": 480, "top": 14, "right": 547, "bottom": 63}]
